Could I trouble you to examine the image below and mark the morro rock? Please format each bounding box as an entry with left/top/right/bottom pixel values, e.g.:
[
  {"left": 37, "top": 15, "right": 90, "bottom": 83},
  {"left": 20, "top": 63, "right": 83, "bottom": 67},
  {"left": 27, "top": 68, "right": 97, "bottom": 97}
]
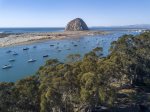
[{"left": 65, "top": 18, "right": 89, "bottom": 31}]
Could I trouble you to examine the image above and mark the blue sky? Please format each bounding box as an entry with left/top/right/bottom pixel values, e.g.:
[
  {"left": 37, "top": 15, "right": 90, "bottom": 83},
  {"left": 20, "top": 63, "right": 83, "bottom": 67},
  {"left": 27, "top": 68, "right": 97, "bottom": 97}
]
[{"left": 0, "top": 0, "right": 149, "bottom": 27}]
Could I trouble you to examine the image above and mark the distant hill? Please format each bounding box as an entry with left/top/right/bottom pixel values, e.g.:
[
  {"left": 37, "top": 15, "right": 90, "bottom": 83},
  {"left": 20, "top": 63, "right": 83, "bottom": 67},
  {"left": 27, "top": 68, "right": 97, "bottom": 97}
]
[
  {"left": 92, "top": 24, "right": 150, "bottom": 29},
  {"left": 121, "top": 24, "right": 150, "bottom": 29}
]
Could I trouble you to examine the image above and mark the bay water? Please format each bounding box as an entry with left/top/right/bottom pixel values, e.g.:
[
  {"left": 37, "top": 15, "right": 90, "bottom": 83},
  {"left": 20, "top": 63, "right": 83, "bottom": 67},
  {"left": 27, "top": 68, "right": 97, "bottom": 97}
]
[{"left": 0, "top": 28, "right": 141, "bottom": 82}]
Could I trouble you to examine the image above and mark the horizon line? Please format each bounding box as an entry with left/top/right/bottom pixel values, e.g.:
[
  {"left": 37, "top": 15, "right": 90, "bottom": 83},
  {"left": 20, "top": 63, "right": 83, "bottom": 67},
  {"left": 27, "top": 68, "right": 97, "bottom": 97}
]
[{"left": 0, "top": 24, "right": 150, "bottom": 28}]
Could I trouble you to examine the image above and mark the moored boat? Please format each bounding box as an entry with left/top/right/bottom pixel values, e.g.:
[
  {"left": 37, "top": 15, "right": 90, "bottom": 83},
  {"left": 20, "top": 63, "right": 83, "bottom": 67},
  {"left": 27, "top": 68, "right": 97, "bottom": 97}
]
[
  {"left": 9, "top": 59, "right": 15, "bottom": 62},
  {"left": 23, "top": 47, "right": 29, "bottom": 50},
  {"left": 33, "top": 46, "right": 37, "bottom": 48},
  {"left": 50, "top": 44, "right": 54, "bottom": 47},
  {"left": 2, "top": 64, "right": 12, "bottom": 69},
  {"left": 28, "top": 59, "right": 36, "bottom": 63},
  {"left": 74, "top": 45, "right": 78, "bottom": 47},
  {"left": 6, "top": 50, "right": 12, "bottom": 53},
  {"left": 43, "top": 55, "right": 49, "bottom": 58},
  {"left": 13, "top": 52, "right": 18, "bottom": 55}
]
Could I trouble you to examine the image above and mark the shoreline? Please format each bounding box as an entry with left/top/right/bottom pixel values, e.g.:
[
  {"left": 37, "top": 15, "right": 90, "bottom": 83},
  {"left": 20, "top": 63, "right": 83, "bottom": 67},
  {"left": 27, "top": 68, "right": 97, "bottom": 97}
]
[{"left": 0, "top": 31, "right": 109, "bottom": 47}]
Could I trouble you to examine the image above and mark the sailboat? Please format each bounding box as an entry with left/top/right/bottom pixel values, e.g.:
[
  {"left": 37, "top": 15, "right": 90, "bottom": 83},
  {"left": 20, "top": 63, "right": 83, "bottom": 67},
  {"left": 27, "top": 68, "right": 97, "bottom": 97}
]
[
  {"left": 28, "top": 59, "right": 36, "bottom": 63},
  {"left": 9, "top": 59, "right": 15, "bottom": 62},
  {"left": 27, "top": 51, "right": 36, "bottom": 63},
  {"left": 2, "top": 64, "right": 12, "bottom": 69}
]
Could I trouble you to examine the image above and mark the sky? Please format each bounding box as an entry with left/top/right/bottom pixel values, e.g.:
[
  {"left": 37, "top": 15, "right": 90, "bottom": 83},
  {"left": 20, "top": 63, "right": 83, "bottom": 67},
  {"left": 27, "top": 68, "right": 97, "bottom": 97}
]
[{"left": 0, "top": 0, "right": 150, "bottom": 27}]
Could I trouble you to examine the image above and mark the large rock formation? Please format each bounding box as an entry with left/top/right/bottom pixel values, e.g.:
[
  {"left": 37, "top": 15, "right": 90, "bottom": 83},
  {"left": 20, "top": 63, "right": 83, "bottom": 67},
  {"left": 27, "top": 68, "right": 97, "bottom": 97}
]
[{"left": 65, "top": 18, "right": 89, "bottom": 31}]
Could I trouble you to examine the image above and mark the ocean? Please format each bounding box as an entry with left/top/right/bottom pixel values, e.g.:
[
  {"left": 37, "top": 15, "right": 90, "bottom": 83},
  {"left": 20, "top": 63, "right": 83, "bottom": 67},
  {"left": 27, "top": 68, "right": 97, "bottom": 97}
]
[
  {"left": 0, "top": 27, "right": 64, "bottom": 33},
  {"left": 0, "top": 27, "right": 144, "bottom": 33}
]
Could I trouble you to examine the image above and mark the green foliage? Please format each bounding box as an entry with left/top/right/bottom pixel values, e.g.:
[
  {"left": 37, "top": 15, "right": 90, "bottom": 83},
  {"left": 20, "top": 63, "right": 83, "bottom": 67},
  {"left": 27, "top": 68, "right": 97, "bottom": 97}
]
[
  {"left": 0, "top": 76, "right": 40, "bottom": 112},
  {"left": 67, "top": 53, "right": 81, "bottom": 63},
  {"left": 93, "top": 47, "right": 103, "bottom": 57},
  {"left": 144, "top": 78, "right": 150, "bottom": 87},
  {"left": 0, "top": 32, "right": 150, "bottom": 111}
]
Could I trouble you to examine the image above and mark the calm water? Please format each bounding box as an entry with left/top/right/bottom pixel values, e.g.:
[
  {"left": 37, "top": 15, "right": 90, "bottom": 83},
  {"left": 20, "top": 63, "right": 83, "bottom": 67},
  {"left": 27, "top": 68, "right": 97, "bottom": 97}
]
[
  {"left": 0, "top": 27, "right": 64, "bottom": 33},
  {"left": 0, "top": 28, "right": 141, "bottom": 82}
]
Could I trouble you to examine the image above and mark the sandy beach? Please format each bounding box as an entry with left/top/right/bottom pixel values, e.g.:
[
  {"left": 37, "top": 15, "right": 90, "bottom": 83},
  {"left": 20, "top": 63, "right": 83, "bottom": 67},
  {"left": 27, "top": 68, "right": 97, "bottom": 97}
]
[{"left": 0, "top": 31, "right": 108, "bottom": 47}]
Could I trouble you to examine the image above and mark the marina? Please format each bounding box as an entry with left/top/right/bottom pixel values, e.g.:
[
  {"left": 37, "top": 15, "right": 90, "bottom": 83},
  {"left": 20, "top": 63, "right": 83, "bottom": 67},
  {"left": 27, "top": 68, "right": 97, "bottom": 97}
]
[{"left": 0, "top": 28, "right": 142, "bottom": 82}]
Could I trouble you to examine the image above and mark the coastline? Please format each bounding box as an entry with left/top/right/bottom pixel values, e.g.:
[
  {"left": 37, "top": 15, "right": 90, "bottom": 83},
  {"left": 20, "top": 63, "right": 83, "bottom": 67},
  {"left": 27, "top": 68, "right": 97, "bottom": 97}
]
[{"left": 0, "top": 31, "right": 109, "bottom": 47}]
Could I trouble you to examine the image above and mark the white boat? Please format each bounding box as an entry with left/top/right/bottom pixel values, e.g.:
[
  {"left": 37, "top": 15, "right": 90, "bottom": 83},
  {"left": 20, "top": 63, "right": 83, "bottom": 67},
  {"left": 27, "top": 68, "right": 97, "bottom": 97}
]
[
  {"left": 28, "top": 59, "right": 36, "bottom": 63},
  {"left": 2, "top": 64, "right": 12, "bottom": 69},
  {"left": 9, "top": 59, "right": 15, "bottom": 62}
]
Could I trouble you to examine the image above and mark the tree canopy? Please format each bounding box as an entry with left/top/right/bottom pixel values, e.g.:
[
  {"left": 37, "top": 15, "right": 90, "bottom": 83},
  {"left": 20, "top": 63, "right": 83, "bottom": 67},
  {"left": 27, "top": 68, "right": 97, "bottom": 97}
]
[{"left": 0, "top": 32, "right": 150, "bottom": 112}]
